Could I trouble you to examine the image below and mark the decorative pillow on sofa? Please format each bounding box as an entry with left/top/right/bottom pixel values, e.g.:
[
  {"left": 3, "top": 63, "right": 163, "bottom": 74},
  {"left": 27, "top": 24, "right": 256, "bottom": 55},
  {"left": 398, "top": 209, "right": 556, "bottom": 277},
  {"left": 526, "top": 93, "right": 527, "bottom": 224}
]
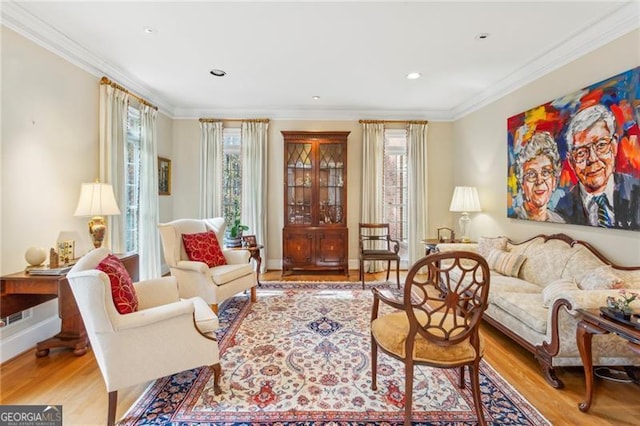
[
  {"left": 97, "top": 254, "right": 138, "bottom": 314},
  {"left": 542, "top": 278, "right": 579, "bottom": 308},
  {"left": 486, "top": 248, "right": 526, "bottom": 278},
  {"left": 478, "top": 236, "right": 508, "bottom": 258},
  {"left": 182, "top": 231, "right": 227, "bottom": 268},
  {"left": 578, "top": 265, "right": 624, "bottom": 290}
]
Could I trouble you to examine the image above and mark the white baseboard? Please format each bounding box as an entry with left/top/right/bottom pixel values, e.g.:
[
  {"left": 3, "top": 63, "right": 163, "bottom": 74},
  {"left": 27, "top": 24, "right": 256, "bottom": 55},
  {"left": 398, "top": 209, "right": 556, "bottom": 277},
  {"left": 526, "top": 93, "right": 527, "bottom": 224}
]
[{"left": 0, "top": 316, "right": 60, "bottom": 363}]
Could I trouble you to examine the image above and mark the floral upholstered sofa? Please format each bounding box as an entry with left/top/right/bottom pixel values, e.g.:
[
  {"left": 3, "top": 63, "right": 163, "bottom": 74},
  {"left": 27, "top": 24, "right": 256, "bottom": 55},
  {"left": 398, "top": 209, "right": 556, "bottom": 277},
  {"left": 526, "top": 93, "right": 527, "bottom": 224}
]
[{"left": 436, "top": 233, "right": 640, "bottom": 388}]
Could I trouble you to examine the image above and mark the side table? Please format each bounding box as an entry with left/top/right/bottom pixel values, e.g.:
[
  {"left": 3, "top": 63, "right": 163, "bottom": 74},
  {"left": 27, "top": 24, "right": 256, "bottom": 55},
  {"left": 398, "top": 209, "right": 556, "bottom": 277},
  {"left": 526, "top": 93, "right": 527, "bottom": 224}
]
[
  {"left": 421, "top": 239, "right": 474, "bottom": 256},
  {"left": 228, "top": 244, "right": 263, "bottom": 286},
  {"left": 575, "top": 308, "right": 640, "bottom": 412}
]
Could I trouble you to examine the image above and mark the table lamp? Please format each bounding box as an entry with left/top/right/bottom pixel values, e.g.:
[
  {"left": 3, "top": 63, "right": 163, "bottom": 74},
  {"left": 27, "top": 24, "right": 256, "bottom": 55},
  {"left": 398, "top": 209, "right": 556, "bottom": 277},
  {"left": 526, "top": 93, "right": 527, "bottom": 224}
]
[
  {"left": 73, "top": 181, "right": 121, "bottom": 248},
  {"left": 449, "top": 186, "right": 481, "bottom": 243}
]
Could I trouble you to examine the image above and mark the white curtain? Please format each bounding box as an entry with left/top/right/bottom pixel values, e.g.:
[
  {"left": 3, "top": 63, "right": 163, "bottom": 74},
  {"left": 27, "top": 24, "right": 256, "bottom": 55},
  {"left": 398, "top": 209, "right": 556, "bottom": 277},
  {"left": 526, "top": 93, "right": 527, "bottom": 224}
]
[
  {"left": 360, "top": 122, "right": 385, "bottom": 273},
  {"left": 138, "top": 104, "right": 162, "bottom": 279},
  {"left": 199, "top": 121, "right": 224, "bottom": 218},
  {"left": 241, "top": 121, "right": 269, "bottom": 272},
  {"left": 99, "top": 84, "right": 129, "bottom": 253},
  {"left": 407, "top": 122, "right": 429, "bottom": 266}
]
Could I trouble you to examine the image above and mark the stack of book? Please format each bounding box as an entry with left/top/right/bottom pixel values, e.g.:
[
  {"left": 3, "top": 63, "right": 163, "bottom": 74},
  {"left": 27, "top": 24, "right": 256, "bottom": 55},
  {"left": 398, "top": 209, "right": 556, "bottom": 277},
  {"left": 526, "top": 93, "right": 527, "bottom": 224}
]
[{"left": 27, "top": 265, "right": 73, "bottom": 275}]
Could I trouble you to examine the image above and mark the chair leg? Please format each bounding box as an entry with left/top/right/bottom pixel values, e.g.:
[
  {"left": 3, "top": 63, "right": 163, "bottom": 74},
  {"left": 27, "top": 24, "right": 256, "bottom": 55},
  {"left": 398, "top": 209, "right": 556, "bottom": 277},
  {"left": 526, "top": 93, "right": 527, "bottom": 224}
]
[
  {"left": 404, "top": 359, "right": 414, "bottom": 426},
  {"left": 469, "top": 362, "right": 487, "bottom": 426},
  {"left": 250, "top": 286, "right": 257, "bottom": 303},
  {"left": 360, "top": 259, "right": 365, "bottom": 290},
  {"left": 211, "top": 363, "right": 223, "bottom": 395},
  {"left": 396, "top": 260, "right": 400, "bottom": 289},
  {"left": 107, "top": 390, "right": 117, "bottom": 426},
  {"left": 371, "top": 336, "right": 378, "bottom": 391},
  {"left": 210, "top": 304, "right": 219, "bottom": 315},
  {"left": 385, "top": 260, "right": 391, "bottom": 281},
  {"left": 458, "top": 365, "right": 465, "bottom": 388}
]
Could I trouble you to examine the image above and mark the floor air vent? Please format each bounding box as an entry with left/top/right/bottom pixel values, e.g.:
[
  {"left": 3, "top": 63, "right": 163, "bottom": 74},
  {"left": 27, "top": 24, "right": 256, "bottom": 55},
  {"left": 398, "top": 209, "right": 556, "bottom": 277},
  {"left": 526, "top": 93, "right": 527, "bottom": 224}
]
[{"left": 0, "top": 310, "right": 32, "bottom": 327}]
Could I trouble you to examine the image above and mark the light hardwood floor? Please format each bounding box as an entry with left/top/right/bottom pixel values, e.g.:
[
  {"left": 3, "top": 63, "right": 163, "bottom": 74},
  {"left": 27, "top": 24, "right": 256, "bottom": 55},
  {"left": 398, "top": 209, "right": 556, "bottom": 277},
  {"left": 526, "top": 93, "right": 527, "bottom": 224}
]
[{"left": 1, "top": 270, "right": 638, "bottom": 425}]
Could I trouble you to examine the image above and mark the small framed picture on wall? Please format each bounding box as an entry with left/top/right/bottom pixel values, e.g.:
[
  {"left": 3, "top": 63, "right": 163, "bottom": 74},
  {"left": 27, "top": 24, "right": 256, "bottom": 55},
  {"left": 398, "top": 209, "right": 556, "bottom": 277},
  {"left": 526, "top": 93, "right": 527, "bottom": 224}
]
[{"left": 158, "top": 156, "right": 171, "bottom": 196}]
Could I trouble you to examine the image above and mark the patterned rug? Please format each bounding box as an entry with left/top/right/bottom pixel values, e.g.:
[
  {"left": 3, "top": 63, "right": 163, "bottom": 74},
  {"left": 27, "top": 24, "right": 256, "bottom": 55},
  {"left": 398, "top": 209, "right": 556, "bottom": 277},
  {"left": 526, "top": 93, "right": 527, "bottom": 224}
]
[{"left": 120, "top": 282, "right": 549, "bottom": 425}]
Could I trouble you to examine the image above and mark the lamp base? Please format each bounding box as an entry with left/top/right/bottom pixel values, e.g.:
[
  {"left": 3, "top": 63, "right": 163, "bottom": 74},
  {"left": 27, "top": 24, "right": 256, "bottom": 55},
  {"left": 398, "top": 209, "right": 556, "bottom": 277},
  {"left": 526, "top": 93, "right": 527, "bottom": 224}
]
[
  {"left": 88, "top": 216, "right": 107, "bottom": 248},
  {"left": 458, "top": 212, "right": 471, "bottom": 243}
]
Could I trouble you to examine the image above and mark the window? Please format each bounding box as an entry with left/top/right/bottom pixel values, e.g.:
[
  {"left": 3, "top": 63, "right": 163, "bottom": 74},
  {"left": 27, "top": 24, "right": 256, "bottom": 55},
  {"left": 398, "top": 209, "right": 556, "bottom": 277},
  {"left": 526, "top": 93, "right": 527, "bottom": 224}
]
[
  {"left": 383, "top": 129, "right": 408, "bottom": 260},
  {"left": 124, "top": 104, "right": 141, "bottom": 253},
  {"left": 222, "top": 128, "right": 242, "bottom": 224}
]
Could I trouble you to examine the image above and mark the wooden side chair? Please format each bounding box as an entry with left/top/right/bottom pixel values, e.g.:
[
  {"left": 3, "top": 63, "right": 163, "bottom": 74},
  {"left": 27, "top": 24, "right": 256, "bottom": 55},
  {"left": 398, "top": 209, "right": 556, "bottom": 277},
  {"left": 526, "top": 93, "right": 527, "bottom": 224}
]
[
  {"left": 358, "top": 223, "right": 401, "bottom": 289},
  {"left": 370, "top": 250, "right": 491, "bottom": 426}
]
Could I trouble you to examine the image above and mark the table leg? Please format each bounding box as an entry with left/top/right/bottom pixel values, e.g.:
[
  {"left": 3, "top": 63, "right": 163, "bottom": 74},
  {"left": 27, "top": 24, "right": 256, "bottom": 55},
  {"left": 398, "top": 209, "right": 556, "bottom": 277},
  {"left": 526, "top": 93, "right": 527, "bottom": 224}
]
[
  {"left": 577, "top": 319, "right": 607, "bottom": 413},
  {"left": 35, "top": 279, "right": 88, "bottom": 357}
]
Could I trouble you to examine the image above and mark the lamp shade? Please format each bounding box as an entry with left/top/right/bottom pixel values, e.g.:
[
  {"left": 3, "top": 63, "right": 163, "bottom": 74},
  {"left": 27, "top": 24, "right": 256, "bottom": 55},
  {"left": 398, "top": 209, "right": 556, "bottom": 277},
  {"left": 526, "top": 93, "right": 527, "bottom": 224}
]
[
  {"left": 73, "top": 182, "right": 121, "bottom": 217},
  {"left": 449, "top": 186, "right": 481, "bottom": 213}
]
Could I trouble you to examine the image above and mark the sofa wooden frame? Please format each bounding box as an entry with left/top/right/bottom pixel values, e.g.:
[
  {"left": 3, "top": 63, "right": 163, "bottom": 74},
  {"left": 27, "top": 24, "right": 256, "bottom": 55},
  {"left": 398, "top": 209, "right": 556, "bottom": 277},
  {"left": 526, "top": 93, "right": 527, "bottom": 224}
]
[{"left": 482, "top": 233, "right": 640, "bottom": 389}]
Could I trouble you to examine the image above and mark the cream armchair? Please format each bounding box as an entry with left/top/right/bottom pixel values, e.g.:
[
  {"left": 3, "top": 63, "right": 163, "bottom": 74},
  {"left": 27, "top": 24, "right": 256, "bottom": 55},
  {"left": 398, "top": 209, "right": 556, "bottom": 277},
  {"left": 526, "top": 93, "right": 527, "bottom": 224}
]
[
  {"left": 66, "top": 247, "right": 221, "bottom": 426},
  {"left": 158, "top": 217, "right": 257, "bottom": 313}
]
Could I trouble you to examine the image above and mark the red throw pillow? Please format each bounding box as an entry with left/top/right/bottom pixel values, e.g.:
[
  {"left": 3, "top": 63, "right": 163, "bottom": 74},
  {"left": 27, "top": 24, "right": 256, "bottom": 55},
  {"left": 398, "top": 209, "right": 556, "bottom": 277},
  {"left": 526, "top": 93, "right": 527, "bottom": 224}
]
[
  {"left": 96, "top": 254, "right": 138, "bottom": 314},
  {"left": 182, "top": 231, "right": 227, "bottom": 267}
]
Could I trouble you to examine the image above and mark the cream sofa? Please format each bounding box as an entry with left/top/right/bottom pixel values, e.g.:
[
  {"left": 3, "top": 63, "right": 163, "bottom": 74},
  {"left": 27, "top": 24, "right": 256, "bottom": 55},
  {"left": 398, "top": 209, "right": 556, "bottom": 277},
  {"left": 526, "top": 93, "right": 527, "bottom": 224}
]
[{"left": 437, "top": 233, "right": 640, "bottom": 388}]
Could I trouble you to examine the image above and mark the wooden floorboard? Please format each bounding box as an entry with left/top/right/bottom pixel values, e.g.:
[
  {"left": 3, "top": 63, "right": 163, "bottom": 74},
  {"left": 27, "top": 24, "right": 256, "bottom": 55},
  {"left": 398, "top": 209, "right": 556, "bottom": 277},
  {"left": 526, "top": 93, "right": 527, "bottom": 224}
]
[{"left": 0, "top": 270, "right": 638, "bottom": 425}]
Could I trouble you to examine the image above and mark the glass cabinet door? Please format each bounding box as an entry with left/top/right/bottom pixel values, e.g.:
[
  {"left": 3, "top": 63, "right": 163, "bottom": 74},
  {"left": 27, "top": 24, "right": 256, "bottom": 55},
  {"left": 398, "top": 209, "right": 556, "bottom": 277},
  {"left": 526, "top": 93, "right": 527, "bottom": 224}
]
[
  {"left": 286, "top": 142, "right": 313, "bottom": 225},
  {"left": 318, "top": 143, "right": 345, "bottom": 225}
]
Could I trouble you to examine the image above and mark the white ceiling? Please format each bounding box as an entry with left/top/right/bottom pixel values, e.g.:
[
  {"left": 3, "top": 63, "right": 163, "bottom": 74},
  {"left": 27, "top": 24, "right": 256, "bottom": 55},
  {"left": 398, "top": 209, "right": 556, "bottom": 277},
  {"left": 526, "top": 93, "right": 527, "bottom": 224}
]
[{"left": 2, "top": 1, "right": 639, "bottom": 120}]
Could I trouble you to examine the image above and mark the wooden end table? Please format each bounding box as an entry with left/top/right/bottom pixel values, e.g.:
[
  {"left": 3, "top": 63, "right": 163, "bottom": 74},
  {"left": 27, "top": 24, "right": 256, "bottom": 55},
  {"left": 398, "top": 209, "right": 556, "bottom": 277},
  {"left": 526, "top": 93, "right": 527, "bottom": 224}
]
[
  {"left": 575, "top": 308, "right": 640, "bottom": 412},
  {"left": 227, "top": 244, "right": 263, "bottom": 286}
]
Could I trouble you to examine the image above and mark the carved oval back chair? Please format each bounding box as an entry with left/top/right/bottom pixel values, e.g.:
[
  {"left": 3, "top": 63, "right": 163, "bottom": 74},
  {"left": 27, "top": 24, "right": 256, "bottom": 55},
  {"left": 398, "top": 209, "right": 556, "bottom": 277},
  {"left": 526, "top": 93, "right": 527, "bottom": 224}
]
[{"left": 370, "top": 250, "right": 491, "bottom": 426}]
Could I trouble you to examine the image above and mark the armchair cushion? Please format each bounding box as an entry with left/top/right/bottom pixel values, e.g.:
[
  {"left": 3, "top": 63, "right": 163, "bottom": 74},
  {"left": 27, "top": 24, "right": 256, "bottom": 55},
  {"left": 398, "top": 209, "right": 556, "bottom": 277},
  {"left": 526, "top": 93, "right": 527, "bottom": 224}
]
[
  {"left": 97, "top": 254, "right": 138, "bottom": 314},
  {"left": 182, "top": 231, "right": 227, "bottom": 267}
]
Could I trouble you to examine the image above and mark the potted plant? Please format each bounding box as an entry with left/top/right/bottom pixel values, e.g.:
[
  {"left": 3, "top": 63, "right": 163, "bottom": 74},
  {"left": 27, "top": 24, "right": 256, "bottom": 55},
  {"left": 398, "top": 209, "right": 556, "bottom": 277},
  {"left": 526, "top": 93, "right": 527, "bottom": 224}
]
[{"left": 224, "top": 217, "right": 249, "bottom": 248}]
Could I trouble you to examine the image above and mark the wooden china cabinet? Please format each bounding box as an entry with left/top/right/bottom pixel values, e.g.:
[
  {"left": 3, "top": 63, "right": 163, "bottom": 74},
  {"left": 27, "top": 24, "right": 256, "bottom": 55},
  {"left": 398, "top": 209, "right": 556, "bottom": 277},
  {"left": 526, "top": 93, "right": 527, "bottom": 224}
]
[{"left": 282, "top": 131, "right": 349, "bottom": 275}]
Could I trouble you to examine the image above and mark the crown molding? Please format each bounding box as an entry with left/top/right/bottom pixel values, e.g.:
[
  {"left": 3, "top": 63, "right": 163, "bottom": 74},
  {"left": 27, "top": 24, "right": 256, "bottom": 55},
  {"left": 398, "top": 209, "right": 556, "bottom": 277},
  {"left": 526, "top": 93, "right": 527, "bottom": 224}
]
[
  {"left": 0, "top": 1, "right": 176, "bottom": 115},
  {"left": 172, "top": 106, "right": 448, "bottom": 121},
  {"left": 2, "top": 1, "right": 638, "bottom": 122},
  {"left": 450, "top": 1, "right": 640, "bottom": 120}
]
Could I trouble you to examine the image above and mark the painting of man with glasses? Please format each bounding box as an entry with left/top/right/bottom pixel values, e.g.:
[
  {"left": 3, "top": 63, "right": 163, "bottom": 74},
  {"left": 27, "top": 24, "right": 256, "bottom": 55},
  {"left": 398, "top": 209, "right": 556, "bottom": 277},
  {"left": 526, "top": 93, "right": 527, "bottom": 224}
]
[
  {"left": 556, "top": 104, "right": 639, "bottom": 229},
  {"left": 507, "top": 66, "right": 639, "bottom": 231}
]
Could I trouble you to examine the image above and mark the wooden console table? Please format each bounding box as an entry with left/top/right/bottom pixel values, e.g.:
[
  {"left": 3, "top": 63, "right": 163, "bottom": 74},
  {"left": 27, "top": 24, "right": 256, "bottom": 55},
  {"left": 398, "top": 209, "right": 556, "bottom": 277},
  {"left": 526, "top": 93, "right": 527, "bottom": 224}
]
[
  {"left": 576, "top": 308, "right": 640, "bottom": 412},
  {"left": 0, "top": 252, "right": 138, "bottom": 357}
]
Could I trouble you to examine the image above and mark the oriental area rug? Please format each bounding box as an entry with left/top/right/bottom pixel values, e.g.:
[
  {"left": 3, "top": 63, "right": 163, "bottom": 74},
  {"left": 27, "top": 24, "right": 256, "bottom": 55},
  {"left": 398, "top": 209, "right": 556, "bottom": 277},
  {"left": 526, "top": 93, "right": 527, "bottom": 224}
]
[{"left": 120, "top": 282, "right": 549, "bottom": 425}]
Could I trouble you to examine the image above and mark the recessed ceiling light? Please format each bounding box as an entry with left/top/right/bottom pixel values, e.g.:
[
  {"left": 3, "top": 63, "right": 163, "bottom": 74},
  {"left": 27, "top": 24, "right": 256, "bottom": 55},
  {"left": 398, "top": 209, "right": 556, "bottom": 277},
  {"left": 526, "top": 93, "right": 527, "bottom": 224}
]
[
  {"left": 406, "top": 72, "right": 422, "bottom": 80},
  {"left": 209, "top": 69, "right": 226, "bottom": 77},
  {"left": 143, "top": 27, "right": 156, "bottom": 34},
  {"left": 475, "top": 33, "right": 490, "bottom": 40},
  {"left": 312, "top": 96, "right": 320, "bottom": 100}
]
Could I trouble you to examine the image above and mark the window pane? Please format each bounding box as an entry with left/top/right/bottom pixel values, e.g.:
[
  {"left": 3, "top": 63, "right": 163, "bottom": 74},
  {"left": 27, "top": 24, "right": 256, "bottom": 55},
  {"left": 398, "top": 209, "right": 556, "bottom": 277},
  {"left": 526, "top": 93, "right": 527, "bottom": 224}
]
[
  {"left": 383, "top": 129, "right": 407, "bottom": 260},
  {"left": 125, "top": 105, "right": 141, "bottom": 253},
  {"left": 222, "top": 128, "right": 242, "bottom": 225}
]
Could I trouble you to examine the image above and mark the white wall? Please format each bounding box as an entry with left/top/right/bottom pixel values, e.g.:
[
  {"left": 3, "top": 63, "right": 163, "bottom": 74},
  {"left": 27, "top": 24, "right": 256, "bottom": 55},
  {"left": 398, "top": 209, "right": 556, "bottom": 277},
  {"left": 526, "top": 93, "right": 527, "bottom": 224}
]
[
  {"left": 169, "top": 119, "right": 454, "bottom": 270},
  {"left": 0, "top": 27, "right": 173, "bottom": 361},
  {"left": 453, "top": 29, "right": 640, "bottom": 265}
]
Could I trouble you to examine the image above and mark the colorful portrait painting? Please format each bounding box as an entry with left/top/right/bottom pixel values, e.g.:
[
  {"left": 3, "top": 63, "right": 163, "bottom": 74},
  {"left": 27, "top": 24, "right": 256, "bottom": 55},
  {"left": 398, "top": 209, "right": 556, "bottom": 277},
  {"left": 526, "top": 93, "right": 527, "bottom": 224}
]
[{"left": 507, "top": 66, "right": 640, "bottom": 231}]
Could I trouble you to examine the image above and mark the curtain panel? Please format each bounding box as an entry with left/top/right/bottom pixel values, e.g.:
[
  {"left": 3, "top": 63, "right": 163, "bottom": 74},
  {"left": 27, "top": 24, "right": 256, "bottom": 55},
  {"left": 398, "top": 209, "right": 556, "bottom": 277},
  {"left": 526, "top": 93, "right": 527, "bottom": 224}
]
[
  {"left": 360, "top": 122, "right": 385, "bottom": 273},
  {"left": 407, "top": 122, "right": 429, "bottom": 266},
  {"left": 138, "top": 105, "right": 162, "bottom": 279},
  {"left": 241, "top": 121, "right": 269, "bottom": 272},
  {"left": 99, "top": 84, "right": 129, "bottom": 253},
  {"left": 199, "top": 121, "right": 224, "bottom": 218}
]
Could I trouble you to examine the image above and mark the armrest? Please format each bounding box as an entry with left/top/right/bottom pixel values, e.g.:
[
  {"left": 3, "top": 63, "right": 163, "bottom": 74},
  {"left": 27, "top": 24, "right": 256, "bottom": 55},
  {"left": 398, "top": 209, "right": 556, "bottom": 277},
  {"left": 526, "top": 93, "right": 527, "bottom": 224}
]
[
  {"left": 223, "top": 249, "right": 250, "bottom": 264},
  {"left": 559, "top": 289, "right": 640, "bottom": 313},
  {"left": 175, "top": 260, "right": 210, "bottom": 273},
  {"left": 389, "top": 238, "right": 401, "bottom": 254},
  {"left": 134, "top": 276, "right": 180, "bottom": 309},
  {"left": 112, "top": 299, "right": 194, "bottom": 331},
  {"left": 372, "top": 288, "right": 405, "bottom": 311}
]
